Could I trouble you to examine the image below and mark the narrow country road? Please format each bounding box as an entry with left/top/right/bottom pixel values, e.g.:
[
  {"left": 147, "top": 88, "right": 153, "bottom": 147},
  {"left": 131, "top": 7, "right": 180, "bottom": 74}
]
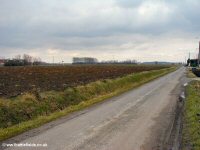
[{"left": 3, "top": 67, "right": 185, "bottom": 150}]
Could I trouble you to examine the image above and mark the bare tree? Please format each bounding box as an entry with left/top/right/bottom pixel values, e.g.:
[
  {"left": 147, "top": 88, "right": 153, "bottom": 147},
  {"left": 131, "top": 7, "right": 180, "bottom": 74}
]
[
  {"left": 23, "top": 54, "right": 33, "bottom": 65},
  {"left": 4, "top": 54, "right": 43, "bottom": 66},
  {"left": 33, "top": 57, "right": 42, "bottom": 65},
  {"left": 14, "top": 54, "right": 21, "bottom": 60}
]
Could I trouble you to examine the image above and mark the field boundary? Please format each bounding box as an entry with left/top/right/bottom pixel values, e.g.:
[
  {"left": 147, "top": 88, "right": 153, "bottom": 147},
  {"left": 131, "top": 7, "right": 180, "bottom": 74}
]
[{"left": 0, "top": 67, "right": 177, "bottom": 141}]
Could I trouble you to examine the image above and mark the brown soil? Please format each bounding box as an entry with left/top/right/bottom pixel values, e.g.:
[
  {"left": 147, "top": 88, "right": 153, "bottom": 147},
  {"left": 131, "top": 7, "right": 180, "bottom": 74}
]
[{"left": 0, "top": 65, "right": 167, "bottom": 98}]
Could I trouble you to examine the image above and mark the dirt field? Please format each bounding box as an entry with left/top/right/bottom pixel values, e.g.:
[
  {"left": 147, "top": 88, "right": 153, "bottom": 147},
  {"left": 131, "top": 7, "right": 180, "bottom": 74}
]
[
  {"left": 0, "top": 67, "right": 182, "bottom": 150},
  {"left": 0, "top": 65, "right": 169, "bottom": 98}
]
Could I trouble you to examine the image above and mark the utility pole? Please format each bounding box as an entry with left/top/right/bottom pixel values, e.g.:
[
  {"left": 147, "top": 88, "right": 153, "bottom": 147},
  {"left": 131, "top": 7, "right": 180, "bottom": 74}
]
[
  {"left": 198, "top": 41, "right": 200, "bottom": 67},
  {"left": 185, "top": 56, "right": 187, "bottom": 65}
]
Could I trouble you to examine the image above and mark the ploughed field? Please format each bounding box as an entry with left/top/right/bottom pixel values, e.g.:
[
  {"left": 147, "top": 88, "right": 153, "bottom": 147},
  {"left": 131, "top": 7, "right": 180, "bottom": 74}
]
[{"left": 0, "top": 65, "right": 169, "bottom": 98}]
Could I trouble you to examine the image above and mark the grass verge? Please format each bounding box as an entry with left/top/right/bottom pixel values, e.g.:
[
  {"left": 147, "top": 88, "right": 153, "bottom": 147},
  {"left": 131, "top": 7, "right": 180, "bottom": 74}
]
[
  {"left": 0, "top": 67, "right": 177, "bottom": 141},
  {"left": 187, "top": 68, "right": 197, "bottom": 78},
  {"left": 183, "top": 81, "right": 200, "bottom": 150}
]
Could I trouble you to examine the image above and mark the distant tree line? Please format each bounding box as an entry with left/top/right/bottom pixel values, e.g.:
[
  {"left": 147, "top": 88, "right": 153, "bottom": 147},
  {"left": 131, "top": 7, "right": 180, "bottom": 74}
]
[{"left": 4, "top": 54, "right": 43, "bottom": 66}]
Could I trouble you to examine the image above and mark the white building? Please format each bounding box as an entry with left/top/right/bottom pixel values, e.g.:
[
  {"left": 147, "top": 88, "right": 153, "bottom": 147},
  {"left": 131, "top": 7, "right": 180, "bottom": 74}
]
[{"left": 73, "top": 57, "right": 98, "bottom": 64}]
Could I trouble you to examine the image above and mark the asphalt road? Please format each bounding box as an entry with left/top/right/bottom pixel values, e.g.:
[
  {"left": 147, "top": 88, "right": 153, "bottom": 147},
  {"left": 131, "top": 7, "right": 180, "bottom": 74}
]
[{"left": 3, "top": 67, "right": 185, "bottom": 150}]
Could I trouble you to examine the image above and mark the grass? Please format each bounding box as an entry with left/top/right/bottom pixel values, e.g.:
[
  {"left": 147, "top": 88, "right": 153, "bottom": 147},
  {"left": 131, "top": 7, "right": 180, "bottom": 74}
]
[
  {"left": 0, "top": 67, "right": 177, "bottom": 141},
  {"left": 182, "top": 81, "right": 200, "bottom": 150},
  {"left": 187, "top": 68, "right": 197, "bottom": 78}
]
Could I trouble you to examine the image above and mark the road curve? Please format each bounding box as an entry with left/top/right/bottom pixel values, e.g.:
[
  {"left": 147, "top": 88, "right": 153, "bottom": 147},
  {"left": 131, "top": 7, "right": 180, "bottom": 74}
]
[{"left": 3, "top": 67, "right": 185, "bottom": 150}]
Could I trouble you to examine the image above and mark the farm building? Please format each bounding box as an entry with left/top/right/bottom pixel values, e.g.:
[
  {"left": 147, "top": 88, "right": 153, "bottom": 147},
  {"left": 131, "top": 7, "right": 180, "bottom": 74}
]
[
  {"left": 187, "top": 59, "right": 199, "bottom": 67},
  {"left": 187, "top": 41, "right": 200, "bottom": 67},
  {"left": 73, "top": 57, "right": 98, "bottom": 64}
]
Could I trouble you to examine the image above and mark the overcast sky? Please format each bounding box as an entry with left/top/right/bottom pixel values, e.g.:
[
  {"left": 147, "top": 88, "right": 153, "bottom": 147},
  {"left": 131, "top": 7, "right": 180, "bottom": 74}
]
[{"left": 0, "top": 0, "right": 200, "bottom": 63}]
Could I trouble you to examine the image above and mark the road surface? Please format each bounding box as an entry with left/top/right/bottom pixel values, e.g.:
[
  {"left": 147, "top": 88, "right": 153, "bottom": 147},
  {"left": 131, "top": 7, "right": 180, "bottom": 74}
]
[{"left": 2, "top": 67, "right": 185, "bottom": 150}]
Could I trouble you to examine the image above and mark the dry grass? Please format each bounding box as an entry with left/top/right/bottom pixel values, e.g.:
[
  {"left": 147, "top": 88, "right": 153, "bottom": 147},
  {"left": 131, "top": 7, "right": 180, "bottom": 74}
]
[{"left": 187, "top": 68, "right": 197, "bottom": 78}]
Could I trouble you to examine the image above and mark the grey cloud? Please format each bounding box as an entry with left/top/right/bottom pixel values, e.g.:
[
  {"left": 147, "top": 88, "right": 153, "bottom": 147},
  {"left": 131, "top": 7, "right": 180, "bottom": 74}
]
[
  {"left": 115, "top": 0, "right": 142, "bottom": 8},
  {"left": 0, "top": 0, "right": 200, "bottom": 62}
]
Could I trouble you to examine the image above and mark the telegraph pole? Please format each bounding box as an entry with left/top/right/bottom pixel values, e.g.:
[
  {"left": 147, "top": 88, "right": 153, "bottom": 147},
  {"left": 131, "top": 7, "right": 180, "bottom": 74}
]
[{"left": 198, "top": 41, "right": 200, "bottom": 67}]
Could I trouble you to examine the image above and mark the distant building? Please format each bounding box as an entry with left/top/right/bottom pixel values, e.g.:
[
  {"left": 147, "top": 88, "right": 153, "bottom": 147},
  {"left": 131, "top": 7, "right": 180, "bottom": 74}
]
[
  {"left": 187, "top": 59, "right": 199, "bottom": 67},
  {"left": 73, "top": 57, "right": 98, "bottom": 64},
  {"left": 186, "top": 41, "right": 200, "bottom": 67}
]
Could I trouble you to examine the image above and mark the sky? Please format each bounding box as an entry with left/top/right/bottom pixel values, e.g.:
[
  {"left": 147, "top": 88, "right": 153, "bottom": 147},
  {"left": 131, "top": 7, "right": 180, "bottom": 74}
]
[{"left": 0, "top": 0, "right": 200, "bottom": 63}]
